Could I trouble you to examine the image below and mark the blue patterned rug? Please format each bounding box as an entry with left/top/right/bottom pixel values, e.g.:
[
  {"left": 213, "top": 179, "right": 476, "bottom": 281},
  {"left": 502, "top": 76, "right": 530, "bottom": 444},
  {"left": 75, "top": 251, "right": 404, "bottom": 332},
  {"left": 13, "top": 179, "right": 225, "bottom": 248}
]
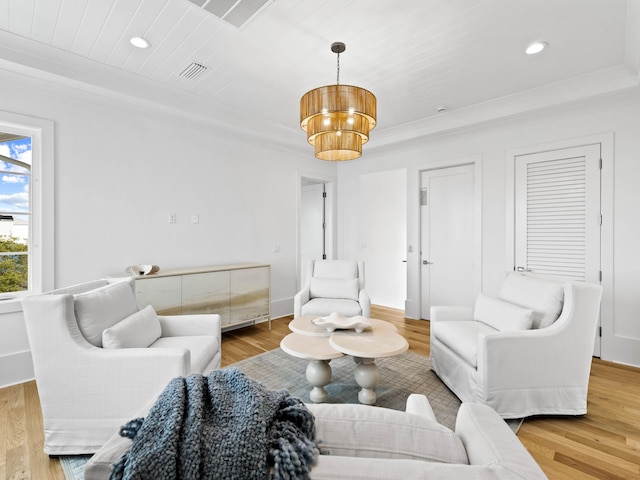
[{"left": 59, "top": 349, "right": 521, "bottom": 479}]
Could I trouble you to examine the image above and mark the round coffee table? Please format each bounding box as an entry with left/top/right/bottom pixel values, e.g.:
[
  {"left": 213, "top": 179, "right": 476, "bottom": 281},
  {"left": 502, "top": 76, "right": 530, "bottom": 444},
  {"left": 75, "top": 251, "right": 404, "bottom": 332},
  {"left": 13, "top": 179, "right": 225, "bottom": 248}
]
[{"left": 280, "top": 315, "right": 408, "bottom": 405}]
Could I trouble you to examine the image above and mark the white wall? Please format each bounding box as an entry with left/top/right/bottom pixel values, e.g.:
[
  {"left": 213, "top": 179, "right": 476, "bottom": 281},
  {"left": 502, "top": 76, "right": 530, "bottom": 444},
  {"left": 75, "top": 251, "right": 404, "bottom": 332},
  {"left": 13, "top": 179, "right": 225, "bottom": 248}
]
[
  {"left": 338, "top": 89, "right": 640, "bottom": 367},
  {"left": 2, "top": 68, "right": 640, "bottom": 388},
  {"left": 0, "top": 69, "right": 335, "bottom": 387}
]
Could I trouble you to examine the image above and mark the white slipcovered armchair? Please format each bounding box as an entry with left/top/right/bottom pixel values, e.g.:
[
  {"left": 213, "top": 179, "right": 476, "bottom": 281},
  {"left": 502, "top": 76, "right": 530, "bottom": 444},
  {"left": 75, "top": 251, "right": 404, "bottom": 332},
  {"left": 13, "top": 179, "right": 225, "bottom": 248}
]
[
  {"left": 430, "top": 272, "right": 603, "bottom": 419},
  {"left": 21, "top": 277, "right": 221, "bottom": 455},
  {"left": 294, "top": 260, "right": 370, "bottom": 318}
]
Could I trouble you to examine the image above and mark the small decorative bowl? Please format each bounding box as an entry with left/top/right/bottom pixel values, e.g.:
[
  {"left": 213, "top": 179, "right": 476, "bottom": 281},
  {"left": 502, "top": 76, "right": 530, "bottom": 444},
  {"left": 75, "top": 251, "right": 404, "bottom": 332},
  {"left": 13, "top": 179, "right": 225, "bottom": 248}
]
[{"left": 126, "top": 264, "right": 160, "bottom": 276}]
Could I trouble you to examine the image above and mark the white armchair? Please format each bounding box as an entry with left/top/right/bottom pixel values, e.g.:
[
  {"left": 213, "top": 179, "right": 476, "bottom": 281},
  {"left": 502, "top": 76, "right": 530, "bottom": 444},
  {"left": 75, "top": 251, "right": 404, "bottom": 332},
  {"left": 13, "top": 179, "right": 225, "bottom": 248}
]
[
  {"left": 294, "top": 260, "right": 370, "bottom": 318},
  {"left": 21, "top": 277, "right": 221, "bottom": 455},
  {"left": 430, "top": 272, "right": 603, "bottom": 419}
]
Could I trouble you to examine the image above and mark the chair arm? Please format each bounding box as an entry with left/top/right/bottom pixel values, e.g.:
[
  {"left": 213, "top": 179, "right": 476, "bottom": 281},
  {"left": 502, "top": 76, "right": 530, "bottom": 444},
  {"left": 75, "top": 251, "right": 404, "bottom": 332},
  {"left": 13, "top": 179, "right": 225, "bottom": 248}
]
[
  {"left": 158, "top": 314, "right": 221, "bottom": 339},
  {"left": 294, "top": 287, "right": 310, "bottom": 318},
  {"left": 359, "top": 289, "right": 371, "bottom": 318},
  {"left": 455, "top": 403, "right": 547, "bottom": 478},
  {"left": 430, "top": 306, "right": 474, "bottom": 322},
  {"left": 39, "top": 346, "right": 190, "bottom": 423},
  {"left": 405, "top": 393, "right": 437, "bottom": 422},
  {"left": 477, "top": 324, "right": 592, "bottom": 395}
]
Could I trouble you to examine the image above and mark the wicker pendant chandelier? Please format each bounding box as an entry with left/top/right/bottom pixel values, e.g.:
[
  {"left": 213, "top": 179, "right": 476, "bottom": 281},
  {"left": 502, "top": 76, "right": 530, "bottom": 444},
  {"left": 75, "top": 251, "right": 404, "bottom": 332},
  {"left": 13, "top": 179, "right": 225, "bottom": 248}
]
[{"left": 300, "top": 42, "right": 377, "bottom": 161}]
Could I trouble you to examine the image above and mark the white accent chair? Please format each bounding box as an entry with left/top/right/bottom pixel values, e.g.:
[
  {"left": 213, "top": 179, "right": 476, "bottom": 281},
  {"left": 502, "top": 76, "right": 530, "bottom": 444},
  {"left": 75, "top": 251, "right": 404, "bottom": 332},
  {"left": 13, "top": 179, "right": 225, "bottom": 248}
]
[
  {"left": 294, "top": 260, "right": 370, "bottom": 318},
  {"left": 21, "top": 277, "right": 221, "bottom": 455},
  {"left": 430, "top": 272, "right": 603, "bottom": 419},
  {"left": 85, "top": 393, "right": 547, "bottom": 479}
]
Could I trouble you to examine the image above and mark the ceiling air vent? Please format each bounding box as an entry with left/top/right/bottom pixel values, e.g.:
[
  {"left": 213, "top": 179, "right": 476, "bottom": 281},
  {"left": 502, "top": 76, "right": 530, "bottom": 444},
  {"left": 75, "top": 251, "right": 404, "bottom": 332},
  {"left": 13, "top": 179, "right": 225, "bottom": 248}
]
[
  {"left": 188, "top": 0, "right": 274, "bottom": 29},
  {"left": 178, "top": 61, "right": 209, "bottom": 80}
]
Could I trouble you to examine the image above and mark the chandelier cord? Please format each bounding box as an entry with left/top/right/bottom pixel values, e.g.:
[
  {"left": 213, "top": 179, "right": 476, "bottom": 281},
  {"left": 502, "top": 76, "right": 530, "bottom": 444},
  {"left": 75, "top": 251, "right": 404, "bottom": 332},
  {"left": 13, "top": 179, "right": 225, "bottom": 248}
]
[{"left": 336, "top": 51, "right": 340, "bottom": 85}]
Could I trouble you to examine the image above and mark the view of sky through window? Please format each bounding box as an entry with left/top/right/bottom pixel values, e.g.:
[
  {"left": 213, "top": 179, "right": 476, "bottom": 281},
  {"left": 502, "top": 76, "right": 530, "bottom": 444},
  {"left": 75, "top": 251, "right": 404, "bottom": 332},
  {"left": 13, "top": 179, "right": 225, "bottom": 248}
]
[
  {"left": 0, "top": 136, "right": 31, "bottom": 293},
  {"left": 0, "top": 137, "right": 31, "bottom": 219}
]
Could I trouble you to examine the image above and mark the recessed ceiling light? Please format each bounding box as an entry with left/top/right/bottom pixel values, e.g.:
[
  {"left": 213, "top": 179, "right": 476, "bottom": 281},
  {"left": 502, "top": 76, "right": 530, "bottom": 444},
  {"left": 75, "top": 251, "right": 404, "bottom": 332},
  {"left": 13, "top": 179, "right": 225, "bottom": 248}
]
[
  {"left": 130, "top": 36, "right": 150, "bottom": 49},
  {"left": 525, "top": 41, "right": 548, "bottom": 55}
]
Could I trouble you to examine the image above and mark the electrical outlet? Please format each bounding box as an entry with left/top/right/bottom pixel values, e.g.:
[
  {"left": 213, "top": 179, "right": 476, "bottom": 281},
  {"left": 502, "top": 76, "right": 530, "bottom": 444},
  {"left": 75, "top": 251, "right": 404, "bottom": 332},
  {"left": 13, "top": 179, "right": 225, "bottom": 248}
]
[
  {"left": 169, "top": 213, "right": 176, "bottom": 224},
  {"left": 191, "top": 214, "right": 199, "bottom": 224}
]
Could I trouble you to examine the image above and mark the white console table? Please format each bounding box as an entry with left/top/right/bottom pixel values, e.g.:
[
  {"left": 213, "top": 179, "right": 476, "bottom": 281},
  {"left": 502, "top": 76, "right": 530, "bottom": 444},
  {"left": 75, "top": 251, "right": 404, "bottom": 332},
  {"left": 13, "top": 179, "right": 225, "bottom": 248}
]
[{"left": 130, "top": 263, "right": 270, "bottom": 330}]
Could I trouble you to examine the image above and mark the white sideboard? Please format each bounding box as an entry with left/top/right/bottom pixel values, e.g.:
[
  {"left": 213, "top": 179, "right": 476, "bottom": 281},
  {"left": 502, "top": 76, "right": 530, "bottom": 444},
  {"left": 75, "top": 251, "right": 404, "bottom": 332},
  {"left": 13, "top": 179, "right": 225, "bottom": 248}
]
[{"left": 132, "top": 263, "right": 270, "bottom": 330}]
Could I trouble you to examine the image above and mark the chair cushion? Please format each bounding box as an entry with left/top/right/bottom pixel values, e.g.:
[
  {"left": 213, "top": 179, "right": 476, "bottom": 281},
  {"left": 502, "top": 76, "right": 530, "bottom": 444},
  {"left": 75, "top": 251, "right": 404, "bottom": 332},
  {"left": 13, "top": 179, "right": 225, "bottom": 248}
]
[
  {"left": 474, "top": 293, "right": 534, "bottom": 332},
  {"left": 310, "top": 277, "right": 359, "bottom": 300},
  {"left": 307, "top": 402, "right": 469, "bottom": 464},
  {"left": 432, "top": 320, "right": 497, "bottom": 368},
  {"left": 149, "top": 336, "right": 218, "bottom": 374},
  {"left": 74, "top": 281, "right": 140, "bottom": 347},
  {"left": 499, "top": 274, "right": 564, "bottom": 329},
  {"left": 102, "top": 305, "right": 162, "bottom": 349},
  {"left": 301, "top": 298, "right": 363, "bottom": 317},
  {"left": 313, "top": 260, "right": 357, "bottom": 279}
]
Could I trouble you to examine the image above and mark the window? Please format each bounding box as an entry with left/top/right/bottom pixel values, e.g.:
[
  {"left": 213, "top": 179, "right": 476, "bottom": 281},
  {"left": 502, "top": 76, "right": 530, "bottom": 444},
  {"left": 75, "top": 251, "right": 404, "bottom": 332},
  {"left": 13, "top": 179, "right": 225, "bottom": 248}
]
[
  {"left": 0, "top": 134, "right": 31, "bottom": 294},
  {"left": 0, "top": 112, "right": 53, "bottom": 298}
]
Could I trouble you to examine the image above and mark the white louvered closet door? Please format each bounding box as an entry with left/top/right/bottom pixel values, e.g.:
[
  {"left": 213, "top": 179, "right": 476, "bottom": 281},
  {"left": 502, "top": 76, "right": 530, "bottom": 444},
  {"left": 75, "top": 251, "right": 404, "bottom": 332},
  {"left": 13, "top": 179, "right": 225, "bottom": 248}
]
[{"left": 514, "top": 144, "right": 601, "bottom": 283}]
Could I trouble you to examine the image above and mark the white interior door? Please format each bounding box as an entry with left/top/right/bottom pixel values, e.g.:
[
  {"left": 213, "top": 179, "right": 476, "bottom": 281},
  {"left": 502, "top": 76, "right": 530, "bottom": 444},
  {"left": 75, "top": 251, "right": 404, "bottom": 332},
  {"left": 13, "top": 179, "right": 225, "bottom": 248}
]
[
  {"left": 513, "top": 144, "right": 601, "bottom": 354},
  {"left": 420, "top": 164, "right": 476, "bottom": 319}
]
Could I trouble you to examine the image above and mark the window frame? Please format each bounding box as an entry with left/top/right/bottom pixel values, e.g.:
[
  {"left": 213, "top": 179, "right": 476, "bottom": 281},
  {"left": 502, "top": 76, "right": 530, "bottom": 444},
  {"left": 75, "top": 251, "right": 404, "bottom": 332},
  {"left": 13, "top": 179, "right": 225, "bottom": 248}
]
[{"left": 0, "top": 111, "right": 54, "bottom": 299}]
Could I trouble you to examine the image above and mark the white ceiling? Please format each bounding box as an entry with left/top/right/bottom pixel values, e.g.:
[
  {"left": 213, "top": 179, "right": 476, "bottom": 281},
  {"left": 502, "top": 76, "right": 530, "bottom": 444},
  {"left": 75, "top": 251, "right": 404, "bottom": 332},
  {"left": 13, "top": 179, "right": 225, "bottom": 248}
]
[{"left": 0, "top": 0, "right": 637, "bottom": 152}]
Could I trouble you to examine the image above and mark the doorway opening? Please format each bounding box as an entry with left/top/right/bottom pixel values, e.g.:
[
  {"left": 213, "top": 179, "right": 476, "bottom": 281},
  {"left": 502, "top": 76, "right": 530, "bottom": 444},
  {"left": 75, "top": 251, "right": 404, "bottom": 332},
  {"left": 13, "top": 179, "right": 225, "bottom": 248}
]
[{"left": 297, "top": 174, "right": 336, "bottom": 290}]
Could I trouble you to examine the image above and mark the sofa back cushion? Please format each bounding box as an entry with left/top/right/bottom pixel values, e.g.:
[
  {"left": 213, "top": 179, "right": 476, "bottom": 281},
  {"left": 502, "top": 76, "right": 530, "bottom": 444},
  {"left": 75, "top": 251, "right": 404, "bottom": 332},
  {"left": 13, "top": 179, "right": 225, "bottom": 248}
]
[
  {"left": 309, "top": 277, "right": 359, "bottom": 301},
  {"left": 307, "top": 402, "right": 469, "bottom": 465},
  {"left": 102, "top": 305, "right": 162, "bottom": 349},
  {"left": 498, "top": 273, "right": 564, "bottom": 329},
  {"left": 474, "top": 293, "right": 534, "bottom": 331},
  {"left": 74, "top": 281, "right": 140, "bottom": 347}
]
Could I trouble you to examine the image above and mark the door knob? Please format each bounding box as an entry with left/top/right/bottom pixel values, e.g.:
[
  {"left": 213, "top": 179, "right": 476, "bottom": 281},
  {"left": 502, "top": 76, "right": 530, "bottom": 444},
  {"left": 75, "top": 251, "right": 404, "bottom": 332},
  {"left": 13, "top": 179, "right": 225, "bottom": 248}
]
[
  {"left": 423, "top": 260, "right": 433, "bottom": 265},
  {"left": 516, "top": 266, "right": 532, "bottom": 272}
]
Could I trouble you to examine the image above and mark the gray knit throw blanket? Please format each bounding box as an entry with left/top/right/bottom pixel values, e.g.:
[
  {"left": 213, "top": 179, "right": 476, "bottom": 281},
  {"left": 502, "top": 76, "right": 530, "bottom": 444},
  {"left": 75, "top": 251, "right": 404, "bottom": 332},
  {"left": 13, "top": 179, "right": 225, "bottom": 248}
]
[{"left": 110, "top": 368, "right": 318, "bottom": 480}]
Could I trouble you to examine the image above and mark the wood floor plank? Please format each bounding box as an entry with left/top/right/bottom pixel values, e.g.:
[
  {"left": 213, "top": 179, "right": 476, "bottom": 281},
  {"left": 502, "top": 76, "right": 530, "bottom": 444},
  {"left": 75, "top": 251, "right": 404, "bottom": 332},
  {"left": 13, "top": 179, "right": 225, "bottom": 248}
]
[
  {"left": 2, "top": 305, "right": 640, "bottom": 479},
  {"left": 24, "top": 382, "right": 63, "bottom": 480},
  {"left": 0, "top": 387, "right": 8, "bottom": 480},
  {"left": 520, "top": 423, "right": 640, "bottom": 478},
  {"left": 6, "top": 384, "right": 29, "bottom": 480}
]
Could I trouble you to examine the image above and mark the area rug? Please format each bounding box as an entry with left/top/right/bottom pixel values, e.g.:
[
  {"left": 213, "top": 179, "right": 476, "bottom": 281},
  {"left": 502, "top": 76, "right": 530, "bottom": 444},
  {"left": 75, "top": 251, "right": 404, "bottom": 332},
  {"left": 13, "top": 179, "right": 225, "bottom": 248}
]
[
  {"left": 60, "top": 348, "right": 522, "bottom": 479},
  {"left": 233, "top": 348, "right": 464, "bottom": 429}
]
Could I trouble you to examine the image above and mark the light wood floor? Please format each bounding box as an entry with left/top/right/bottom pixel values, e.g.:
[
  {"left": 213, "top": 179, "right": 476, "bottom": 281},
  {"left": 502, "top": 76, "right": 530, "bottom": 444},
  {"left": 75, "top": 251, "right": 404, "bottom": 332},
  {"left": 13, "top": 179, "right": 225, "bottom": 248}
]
[{"left": 2, "top": 305, "right": 639, "bottom": 479}]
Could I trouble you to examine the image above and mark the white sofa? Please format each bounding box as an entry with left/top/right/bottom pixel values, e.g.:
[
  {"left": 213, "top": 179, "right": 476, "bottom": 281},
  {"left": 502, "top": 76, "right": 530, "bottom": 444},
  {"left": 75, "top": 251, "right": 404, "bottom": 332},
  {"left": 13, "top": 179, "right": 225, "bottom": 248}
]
[
  {"left": 430, "top": 272, "right": 603, "bottom": 419},
  {"left": 21, "top": 277, "right": 221, "bottom": 455},
  {"left": 294, "top": 259, "right": 371, "bottom": 318},
  {"left": 84, "top": 393, "right": 547, "bottom": 479}
]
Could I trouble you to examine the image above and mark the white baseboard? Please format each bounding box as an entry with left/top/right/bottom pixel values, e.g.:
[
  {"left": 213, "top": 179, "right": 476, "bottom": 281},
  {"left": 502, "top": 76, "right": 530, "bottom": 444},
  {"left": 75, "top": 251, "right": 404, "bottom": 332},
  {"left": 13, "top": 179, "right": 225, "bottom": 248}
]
[
  {"left": 404, "top": 299, "right": 420, "bottom": 320},
  {"left": 0, "top": 350, "right": 34, "bottom": 388},
  {"left": 270, "top": 297, "right": 293, "bottom": 320}
]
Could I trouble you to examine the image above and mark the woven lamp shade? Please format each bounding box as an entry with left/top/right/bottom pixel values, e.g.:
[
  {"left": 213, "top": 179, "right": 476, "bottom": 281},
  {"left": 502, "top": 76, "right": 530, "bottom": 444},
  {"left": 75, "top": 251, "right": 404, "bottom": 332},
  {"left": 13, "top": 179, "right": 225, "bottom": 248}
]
[{"left": 300, "top": 84, "right": 377, "bottom": 161}]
